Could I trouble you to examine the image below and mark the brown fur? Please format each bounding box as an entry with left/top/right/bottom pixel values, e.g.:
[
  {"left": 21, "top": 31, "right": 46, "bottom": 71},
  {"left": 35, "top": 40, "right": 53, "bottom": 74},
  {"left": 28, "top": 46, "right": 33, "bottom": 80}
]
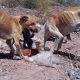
[
  {"left": 45, "top": 10, "right": 80, "bottom": 52},
  {"left": 0, "top": 10, "right": 37, "bottom": 59},
  {"left": 33, "top": 10, "right": 80, "bottom": 52}
]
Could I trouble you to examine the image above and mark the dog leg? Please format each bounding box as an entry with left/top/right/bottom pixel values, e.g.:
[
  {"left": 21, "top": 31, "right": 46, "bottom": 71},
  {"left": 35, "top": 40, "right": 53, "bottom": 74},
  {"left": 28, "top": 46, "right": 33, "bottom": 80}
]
[
  {"left": 6, "top": 39, "right": 15, "bottom": 59},
  {"left": 14, "top": 38, "right": 24, "bottom": 59},
  {"left": 48, "top": 25, "right": 64, "bottom": 52}
]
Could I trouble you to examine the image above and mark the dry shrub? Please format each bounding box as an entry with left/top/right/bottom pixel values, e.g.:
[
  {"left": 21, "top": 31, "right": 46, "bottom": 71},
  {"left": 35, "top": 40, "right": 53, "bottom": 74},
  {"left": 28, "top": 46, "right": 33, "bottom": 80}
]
[{"left": 0, "top": 0, "right": 50, "bottom": 10}]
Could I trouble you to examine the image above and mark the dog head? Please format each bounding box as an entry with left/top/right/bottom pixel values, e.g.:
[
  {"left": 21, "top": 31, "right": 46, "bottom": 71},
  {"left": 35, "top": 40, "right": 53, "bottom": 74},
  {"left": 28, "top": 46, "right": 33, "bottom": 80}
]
[{"left": 19, "top": 15, "right": 40, "bottom": 31}]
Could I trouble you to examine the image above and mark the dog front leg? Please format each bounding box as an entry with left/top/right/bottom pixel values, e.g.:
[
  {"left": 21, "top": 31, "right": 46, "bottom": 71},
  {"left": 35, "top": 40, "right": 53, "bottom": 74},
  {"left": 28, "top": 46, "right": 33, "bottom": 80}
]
[
  {"left": 14, "top": 38, "right": 24, "bottom": 59},
  {"left": 53, "top": 34, "right": 64, "bottom": 52},
  {"left": 48, "top": 26, "right": 64, "bottom": 52}
]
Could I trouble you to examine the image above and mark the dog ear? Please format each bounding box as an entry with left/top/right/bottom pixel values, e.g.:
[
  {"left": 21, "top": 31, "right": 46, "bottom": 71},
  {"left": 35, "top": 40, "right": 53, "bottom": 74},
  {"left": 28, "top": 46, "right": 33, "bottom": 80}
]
[{"left": 19, "top": 16, "right": 28, "bottom": 24}]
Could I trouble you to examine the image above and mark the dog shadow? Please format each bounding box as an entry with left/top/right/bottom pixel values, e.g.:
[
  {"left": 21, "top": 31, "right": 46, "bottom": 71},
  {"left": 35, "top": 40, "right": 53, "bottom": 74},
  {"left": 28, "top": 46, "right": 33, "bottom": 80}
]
[
  {"left": 53, "top": 51, "right": 75, "bottom": 60},
  {"left": 0, "top": 51, "right": 76, "bottom": 61},
  {"left": 0, "top": 53, "right": 12, "bottom": 59}
]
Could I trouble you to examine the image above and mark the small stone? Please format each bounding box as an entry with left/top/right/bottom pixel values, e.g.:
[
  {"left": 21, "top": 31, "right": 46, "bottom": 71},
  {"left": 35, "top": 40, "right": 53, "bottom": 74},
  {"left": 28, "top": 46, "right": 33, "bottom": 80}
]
[
  {"left": 76, "top": 76, "right": 80, "bottom": 79},
  {"left": 0, "top": 68, "right": 2, "bottom": 72}
]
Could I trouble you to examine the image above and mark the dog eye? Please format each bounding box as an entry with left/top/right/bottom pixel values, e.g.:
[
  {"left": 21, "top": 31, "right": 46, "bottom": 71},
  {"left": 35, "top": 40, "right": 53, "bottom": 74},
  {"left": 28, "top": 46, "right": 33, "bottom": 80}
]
[{"left": 31, "top": 22, "right": 35, "bottom": 25}]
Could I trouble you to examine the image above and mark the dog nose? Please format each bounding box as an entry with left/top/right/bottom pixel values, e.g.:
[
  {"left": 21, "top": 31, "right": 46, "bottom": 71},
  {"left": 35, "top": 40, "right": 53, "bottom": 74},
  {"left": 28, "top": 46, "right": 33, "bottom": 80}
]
[{"left": 35, "top": 23, "right": 42, "bottom": 31}]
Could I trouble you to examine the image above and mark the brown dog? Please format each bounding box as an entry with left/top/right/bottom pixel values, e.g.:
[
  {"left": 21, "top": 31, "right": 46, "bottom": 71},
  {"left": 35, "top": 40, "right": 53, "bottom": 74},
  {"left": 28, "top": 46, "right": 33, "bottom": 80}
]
[
  {"left": 0, "top": 10, "right": 38, "bottom": 59},
  {"left": 32, "top": 10, "right": 80, "bottom": 52}
]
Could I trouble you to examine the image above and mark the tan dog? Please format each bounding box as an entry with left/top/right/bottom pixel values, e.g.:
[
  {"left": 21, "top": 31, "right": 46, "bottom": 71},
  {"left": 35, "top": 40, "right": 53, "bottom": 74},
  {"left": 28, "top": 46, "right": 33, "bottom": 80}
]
[
  {"left": 32, "top": 10, "right": 80, "bottom": 52},
  {"left": 0, "top": 10, "right": 38, "bottom": 59}
]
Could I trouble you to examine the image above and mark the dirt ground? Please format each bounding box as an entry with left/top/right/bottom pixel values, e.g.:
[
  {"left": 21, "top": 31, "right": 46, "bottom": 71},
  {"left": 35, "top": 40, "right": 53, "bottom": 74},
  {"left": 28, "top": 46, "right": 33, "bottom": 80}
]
[
  {"left": 0, "top": 33, "right": 80, "bottom": 80},
  {"left": 0, "top": 5, "right": 80, "bottom": 80}
]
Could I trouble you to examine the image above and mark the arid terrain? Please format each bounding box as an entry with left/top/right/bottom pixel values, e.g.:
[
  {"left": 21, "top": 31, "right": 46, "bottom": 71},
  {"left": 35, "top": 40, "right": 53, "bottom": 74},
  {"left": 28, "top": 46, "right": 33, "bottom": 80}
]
[{"left": 0, "top": 5, "right": 80, "bottom": 80}]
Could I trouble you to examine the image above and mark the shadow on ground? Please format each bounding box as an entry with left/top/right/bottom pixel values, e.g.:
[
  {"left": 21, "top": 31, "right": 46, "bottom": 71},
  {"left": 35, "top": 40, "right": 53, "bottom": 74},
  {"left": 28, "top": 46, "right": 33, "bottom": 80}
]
[
  {"left": 0, "top": 51, "right": 75, "bottom": 60},
  {"left": 0, "top": 53, "right": 12, "bottom": 59},
  {"left": 53, "top": 51, "right": 75, "bottom": 60}
]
